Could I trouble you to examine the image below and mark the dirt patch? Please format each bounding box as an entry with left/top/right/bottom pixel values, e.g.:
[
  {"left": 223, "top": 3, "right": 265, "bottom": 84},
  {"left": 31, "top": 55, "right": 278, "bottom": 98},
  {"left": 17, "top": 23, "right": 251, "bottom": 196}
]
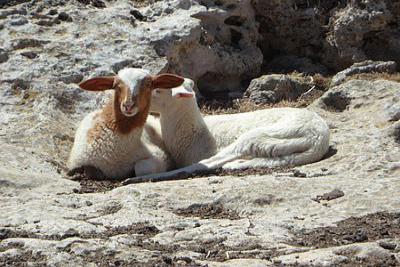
[
  {"left": 200, "top": 73, "right": 329, "bottom": 115},
  {"left": 291, "top": 212, "right": 400, "bottom": 248},
  {"left": 200, "top": 92, "right": 324, "bottom": 115},
  {"left": 70, "top": 174, "right": 123, "bottom": 193},
  {"left": 174, "top": 203, "right": 241, "bottom": 220}
]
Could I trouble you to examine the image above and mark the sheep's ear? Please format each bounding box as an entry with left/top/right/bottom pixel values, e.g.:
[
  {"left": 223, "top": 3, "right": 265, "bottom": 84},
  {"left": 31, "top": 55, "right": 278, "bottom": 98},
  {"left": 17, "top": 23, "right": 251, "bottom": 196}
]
[
  {"left": 79, "top": 76, "right": 117, "bottom": 91},
  {"left": 152, "top": 74, "right": 184, "bottom": 89},
  {"left": 171, "top": 86, "right": 195, "bottom": 98}
]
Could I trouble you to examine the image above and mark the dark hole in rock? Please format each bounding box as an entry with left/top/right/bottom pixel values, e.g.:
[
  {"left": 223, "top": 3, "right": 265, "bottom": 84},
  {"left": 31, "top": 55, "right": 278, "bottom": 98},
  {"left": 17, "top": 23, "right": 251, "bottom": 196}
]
[
  {"left": 230, "top": 28, "right": 242, "bottom": 48},
  {"left": 130, "top": 9, "right": 146, "bottom": 21},
  {"left": 91, "top": 0, "right": 106, "bottom": 8},
  {"left": 224, "top": 15, "right": 245, "bottom": 26},
  {"left": 20, "top": 51, "right": 38, "bottom": 59}
]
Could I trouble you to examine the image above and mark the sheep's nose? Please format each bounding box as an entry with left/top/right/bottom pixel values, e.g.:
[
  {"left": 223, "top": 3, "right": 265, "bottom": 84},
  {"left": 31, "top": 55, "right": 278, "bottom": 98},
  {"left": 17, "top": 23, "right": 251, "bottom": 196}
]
[{"left": 123, "top": 103, "right": 134, "bottom": 112}]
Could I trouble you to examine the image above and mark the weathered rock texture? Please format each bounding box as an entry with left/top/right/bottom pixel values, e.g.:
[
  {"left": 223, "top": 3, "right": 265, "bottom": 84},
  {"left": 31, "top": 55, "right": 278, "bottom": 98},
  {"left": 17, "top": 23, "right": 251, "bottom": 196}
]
[
  {"left": 254, "top": 0, "right": 400, "bottom": 72},
  {"left": 331, "top": 60, "right": 397, "bottom": 86},
  {"left": 244, "top": 74, "right": 312, "bottom": 104},
  {"left": 1, "top": 0, "right": 400, "bottom": 266}
]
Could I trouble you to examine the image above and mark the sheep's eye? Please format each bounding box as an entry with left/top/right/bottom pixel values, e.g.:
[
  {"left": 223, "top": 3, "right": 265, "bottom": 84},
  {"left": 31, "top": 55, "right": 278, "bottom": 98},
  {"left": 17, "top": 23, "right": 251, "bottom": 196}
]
[{"left": 154, "top": 89, "right": 161, "bottom": 94}]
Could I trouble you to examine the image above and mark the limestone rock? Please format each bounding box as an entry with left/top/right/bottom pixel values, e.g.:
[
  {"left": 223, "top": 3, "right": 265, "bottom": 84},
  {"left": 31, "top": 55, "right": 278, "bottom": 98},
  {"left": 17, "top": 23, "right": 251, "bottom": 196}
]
[
  {"left": 254, "top": 0, "right": 400, "bottom": 71},
  {"left": 331, "top": 60, "right": 397, "bottom": 86},
  {"left": 244, "top": 74, "right": 312, "bottom": 104},
  {"left": 1, "top": 0, "right": 400, "bottom": 265}
]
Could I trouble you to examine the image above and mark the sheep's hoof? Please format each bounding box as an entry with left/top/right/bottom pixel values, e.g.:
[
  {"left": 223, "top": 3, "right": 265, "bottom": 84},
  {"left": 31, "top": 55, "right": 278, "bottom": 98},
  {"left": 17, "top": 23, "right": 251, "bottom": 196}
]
[{"left": 67, "top": 166, "right": 106, "bottom": 180}]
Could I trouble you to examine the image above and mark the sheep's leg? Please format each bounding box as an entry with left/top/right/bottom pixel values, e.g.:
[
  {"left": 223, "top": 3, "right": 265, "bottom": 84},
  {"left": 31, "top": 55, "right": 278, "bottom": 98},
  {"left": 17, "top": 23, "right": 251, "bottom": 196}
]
[
  {"left": 134, "top": 156, "right": 169, "bottom": 176},
  {"left": 123, "top": 130, "right": 311, "bottom": 184},
  {"left": 222, "top": 157, "right": 290, "bottom": 170},
  {"left": 123, "top": 163, "right": 208, "bottom": 184}
]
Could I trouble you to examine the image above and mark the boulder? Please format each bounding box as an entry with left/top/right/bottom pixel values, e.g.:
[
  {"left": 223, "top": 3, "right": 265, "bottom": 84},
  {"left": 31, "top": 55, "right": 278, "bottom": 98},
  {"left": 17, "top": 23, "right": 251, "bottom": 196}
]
[{"left": 244, "top": 74, "right": 312, "bottom": 104}]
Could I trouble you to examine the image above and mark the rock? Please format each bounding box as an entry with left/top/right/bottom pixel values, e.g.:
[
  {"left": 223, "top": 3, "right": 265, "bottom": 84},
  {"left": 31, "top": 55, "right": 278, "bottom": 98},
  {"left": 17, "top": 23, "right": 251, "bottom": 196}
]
[
  {"left": 0, "top": 0, "right": 400, "bottom": 266},
  {"left": 57, "top": 11, "right": 72, "bottom": 22},
  {"left": 312, "top": 189, "right": 345, "bottom": 203},
  {"left": 35, "top": 18, "right": 59, "bottom": 26},
  {"left": 48, "top": 9, "right": 58, "bottom": 16},
  {"left": 9, "top": 16, "right": 28, "bottom": 26},
  {"left": 167, "top": 0, "right": 263, "bottom": 93},
  {"left": 58, "top": 73, "right": 84, "bottom": 84},
  {"left": 244, "top": 74, "right": 311, "bottom": 104},
  {"left": 319, "top": 91, "right": 352, "bottom": 112},
  {"left": 253, "top": 1, "right": 400, "bottom": 71},
  {"left": 111, "top": 59, "right": 141, "bottom": 74},
  {"left": 331, "top": 60, "right": 397, "bottom": 86}
]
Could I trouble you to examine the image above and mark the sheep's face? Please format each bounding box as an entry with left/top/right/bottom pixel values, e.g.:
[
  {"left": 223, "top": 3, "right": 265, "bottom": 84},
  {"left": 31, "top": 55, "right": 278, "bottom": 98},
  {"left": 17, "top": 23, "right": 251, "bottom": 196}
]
[
  {"left": 117, "top": 68, "right": 153, "bottom": 117},
  {"left": 151, "top": 78, "right": 195, "bottom": 113},
  {"left": 79, "top": 68, "right": 184, "bottom": 117}
]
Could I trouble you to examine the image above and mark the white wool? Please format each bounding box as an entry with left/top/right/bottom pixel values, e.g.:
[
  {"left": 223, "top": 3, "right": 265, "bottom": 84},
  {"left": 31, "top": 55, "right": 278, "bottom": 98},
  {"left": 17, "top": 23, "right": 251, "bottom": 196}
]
[
  {"left": 67, "top": 68, "right": 171, "bottom": 179},
  {"left": 124, "top": 79, "right": 330, "bottom": 183}
]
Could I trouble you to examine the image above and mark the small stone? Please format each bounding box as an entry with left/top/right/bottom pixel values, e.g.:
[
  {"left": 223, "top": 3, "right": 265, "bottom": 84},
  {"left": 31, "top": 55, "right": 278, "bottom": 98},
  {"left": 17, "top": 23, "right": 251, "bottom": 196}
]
[
  {"left": 63, "top": 228, "right": 79, "bottom": 238},
  {"left": 72, "top": 188, "right": 79, "bottom": 193},
  {"left": 9, "top": 17, "right": 28, "bottom": 26},
  {"left": 313, "top": 189, "right": 345, "bottom": 203},
  {"left": 293, "top": 169, "right": 307, "bottom": 178},
  {"left": 36, "top": 19, "right": 55, "bottom": 27},
  {"left": 48, "top": 9, "right": 58, "bottom": 16},
  {"left": 58, "top": 12, "right": 72, "bottom": 22},
  {"left": 0, "top": 228, "right": 10, "bottom": 239},
  {"left": 378, "top": 240, "right": 397, "bottom": 250},
  {"left": 320, "top": 91, "right": 351, "bottom": 112},
  {"left": 21, "top": 51, "right": 39, "bottom": 59},
  {"left": 85, "top": 201, "right": 93, "bottom": 206},
  {"left": 58, "top": 73, "right": 84, "bottom": 84}
]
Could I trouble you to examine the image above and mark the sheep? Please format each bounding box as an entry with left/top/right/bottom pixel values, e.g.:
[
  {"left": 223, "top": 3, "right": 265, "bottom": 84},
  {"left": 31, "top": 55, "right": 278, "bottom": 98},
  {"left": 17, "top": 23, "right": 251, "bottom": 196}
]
[
  {"left": 123, "top": 78, "right": 330, "bottom": 184},
  {"left": 67, "top": 68, "right": 184, "bottom": 179}
]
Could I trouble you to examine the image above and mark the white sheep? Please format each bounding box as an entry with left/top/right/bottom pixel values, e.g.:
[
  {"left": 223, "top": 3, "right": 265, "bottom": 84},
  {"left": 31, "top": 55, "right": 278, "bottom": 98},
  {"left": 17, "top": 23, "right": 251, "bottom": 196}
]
[
  {"left": 67, "top": 68, "right": 184, "bottom": 179},
  {"left": 123, "top": 78, "right": 330, "bottom": 183}
]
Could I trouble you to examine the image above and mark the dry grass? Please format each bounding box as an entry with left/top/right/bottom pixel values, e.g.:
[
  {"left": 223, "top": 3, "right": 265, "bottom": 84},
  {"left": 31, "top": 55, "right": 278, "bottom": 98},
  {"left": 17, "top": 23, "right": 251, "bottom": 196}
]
[
  {"left": 345, "top": 72, "right": 400, "bottom": 83},
  {"left": 200, "top": 73, "right": 329, "bottom": 115}
]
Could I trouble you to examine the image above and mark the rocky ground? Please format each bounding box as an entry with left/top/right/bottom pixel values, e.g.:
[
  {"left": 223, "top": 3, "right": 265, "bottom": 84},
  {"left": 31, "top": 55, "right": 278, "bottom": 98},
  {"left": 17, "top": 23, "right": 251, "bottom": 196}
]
[{"left": 1, "top": 0, "right": 400, "bottom": 266}]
